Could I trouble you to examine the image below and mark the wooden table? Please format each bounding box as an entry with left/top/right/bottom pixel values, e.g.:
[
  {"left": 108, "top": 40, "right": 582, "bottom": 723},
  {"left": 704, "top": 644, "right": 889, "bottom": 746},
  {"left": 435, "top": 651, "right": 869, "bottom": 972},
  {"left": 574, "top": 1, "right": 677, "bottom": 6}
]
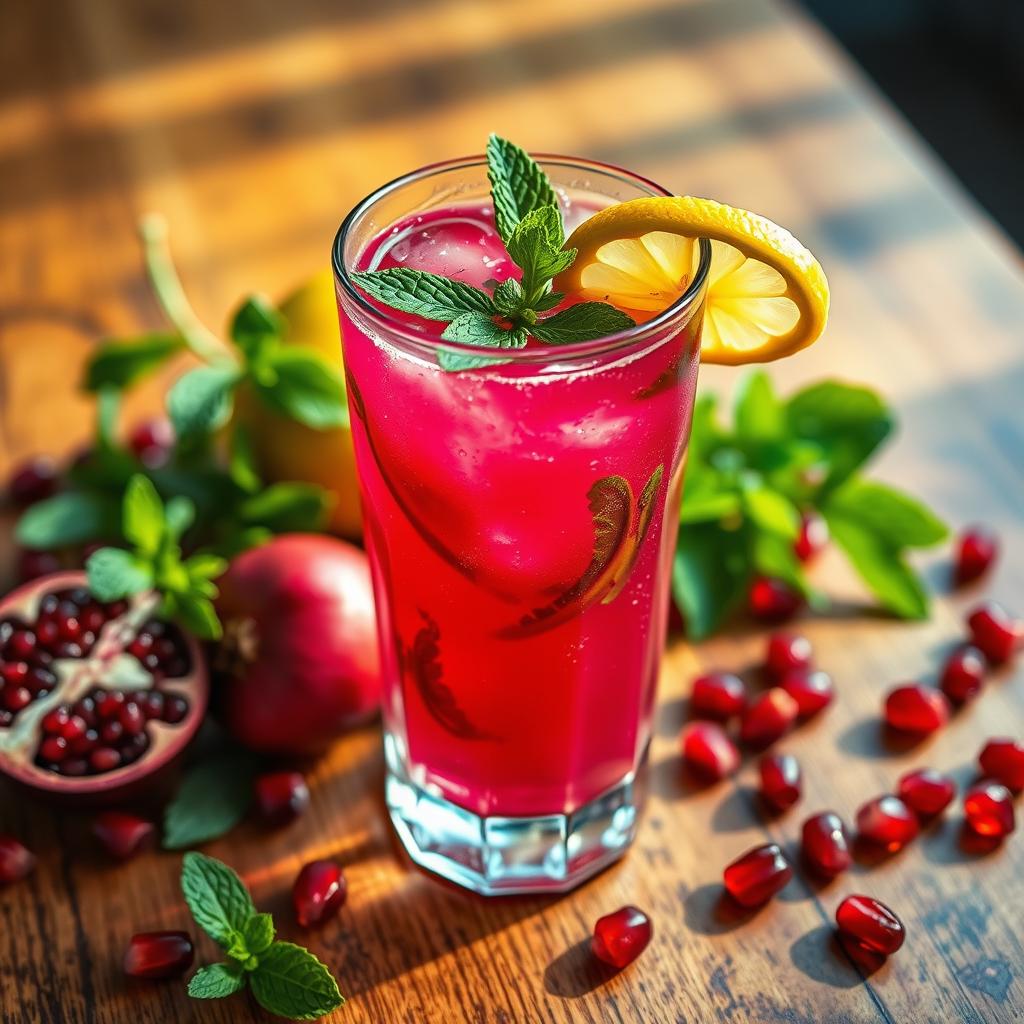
[{"left": 2, "top": 0, "right": 1023, "bottom": 1021}]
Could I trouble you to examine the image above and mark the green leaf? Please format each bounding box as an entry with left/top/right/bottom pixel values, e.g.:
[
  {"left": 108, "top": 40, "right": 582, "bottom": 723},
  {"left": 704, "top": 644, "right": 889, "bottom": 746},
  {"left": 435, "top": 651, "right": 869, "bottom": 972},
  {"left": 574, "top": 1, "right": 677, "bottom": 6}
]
[
  {"left": 165, "top": 496, "right": 196, "bottom": 542},
  {"left": 486, "top": 134, "right": 559, "bottom": 244},
  {"left": 96, "top": 387, "right": 122, "bottom": 452},
  {"left": 181, "top": 852, "right": 257, "bottom": 949},
  {"left": 186, "top": 552, "right": 228, "bottom": 581},
  {"left": 492, "top": 278, "right": 525, "bottom": 316},
  {"left": 437, "top": 313, "right": 524, "bottom": 371},
  {"left": 83, "top": 333, "right": 184, "bottom": 391},
  {"left": 249, "top": 942, "right": 344, "bottom": 1021},
  {"left": 750, "top": 531, "right": 820, "bottom": 605},
  {"left": 255, "top": 350, "right": 348, "bottom": 430},
  {"left": 505, "top": 207, "right": 576, "bottom": 295},
  {"left": 188, "top": 963, "right": 246, "bottom": 999},
  {"left": 672, "top": 524, "right": 752, "bottom": 639},
  {"left": 242, "top": 914, "right": 276, "bottom": 956},
  {"left": 167, "top": 366, "right": 240, "bottom": 438},
  {"left": 350, "top": 267, "right": 494, "bottom": 321},
  {"left": 530, "top": 302, "right": 635, "bottom": 345},
  {"left": 679, "top": 488, "right": 742, "bottom": 524},
  {"left": 228, "top": 427, "right": 262, "bottom": 494},
  {"left": 824, "top": 510, "right": 930, "bottom": 618},
  {"left": 122, "top": 475, "right": 165, "bottom": 553},
  {"left": 238, "top": 482, "right": 330, "bottom": 533},
  {"left": 85, "top": 548, "right": 154, "bottom": 601},
  {"left": 231, "top": 296, "right": 284, "bottom": 355},
  {"left": 742, "top": 485, "right": 800, "bottom": 539},
  {"left": 734, "top": 370, "right": 784, "bottom": 442},
  {"left": 823, "top": 479, "right": 948, "bottom": 548},
  {"left": 176, "top": 592, "right": 222, "bottom": 640},
  {"left": 532, "top": 290, "right": 565, "bottom": 312},
  {"left": 15, "top": 492, "right": 120, "bottom": 550},
  {"left": 164, "top": 754, "right": 259, "bottom": 851}
]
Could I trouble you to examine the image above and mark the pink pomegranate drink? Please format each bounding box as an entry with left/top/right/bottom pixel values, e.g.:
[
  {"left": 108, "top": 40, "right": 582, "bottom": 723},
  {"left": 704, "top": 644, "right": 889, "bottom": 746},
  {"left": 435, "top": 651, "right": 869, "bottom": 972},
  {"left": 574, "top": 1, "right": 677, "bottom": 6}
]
[{"left": 333, "top": 155, "right": 709, "bottom": 894}]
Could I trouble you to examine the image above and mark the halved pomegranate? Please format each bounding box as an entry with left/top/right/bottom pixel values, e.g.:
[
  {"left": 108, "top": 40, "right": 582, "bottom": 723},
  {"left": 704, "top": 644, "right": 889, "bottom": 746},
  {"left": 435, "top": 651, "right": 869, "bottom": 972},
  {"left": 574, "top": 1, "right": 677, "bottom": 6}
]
[{"left": 0, "top": 572, "right": 207, "bottom": 804}]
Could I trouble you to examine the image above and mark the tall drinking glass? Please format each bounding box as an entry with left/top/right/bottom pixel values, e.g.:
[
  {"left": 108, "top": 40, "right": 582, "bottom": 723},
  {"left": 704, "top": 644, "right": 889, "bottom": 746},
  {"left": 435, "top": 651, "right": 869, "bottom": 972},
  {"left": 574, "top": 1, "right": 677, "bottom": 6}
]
[{"left": 333, "top": 156, "right": 710, "bottom": 895}]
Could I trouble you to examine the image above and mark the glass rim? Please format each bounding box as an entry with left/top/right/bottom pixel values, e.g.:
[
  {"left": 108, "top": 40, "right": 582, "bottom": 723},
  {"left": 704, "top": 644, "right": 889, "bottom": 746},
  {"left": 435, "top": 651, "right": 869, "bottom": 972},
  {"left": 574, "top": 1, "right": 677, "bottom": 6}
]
[{"left": 331, "top": 154, "right": 712, "bottom": 365}]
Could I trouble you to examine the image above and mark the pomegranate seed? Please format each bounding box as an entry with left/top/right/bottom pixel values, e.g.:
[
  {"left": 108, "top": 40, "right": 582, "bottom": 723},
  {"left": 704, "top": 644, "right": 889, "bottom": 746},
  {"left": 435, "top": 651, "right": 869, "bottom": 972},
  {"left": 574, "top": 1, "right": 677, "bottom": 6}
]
[
  {"left": 61, "top": 759, "right": 89, "bottom": 776},
  {"left": 162, "top": 696, "right": 189, "bottom": 724},
  {"left": 16, "top": 549, "right": 61, "bottom": 584},
  {"left": 1, "top": 661, "right": 28, "bottom": 686},
  {"left": 964, "top": 782, "right": 1016, "bottom": 838},
  {"left": 138, "top": 691, "right": 165, "bottom": 719},
  {"left": 7, "top": 457, "right": 58, "bottom": 507},
  {"left": 884, "top": 684, "right": 950, "bottom": 734},
  {"left": 96, "top": 691, "right": 125, "bottom": 718},
  {"left": 123, "top": 931, "right": 194, "bottom": 980},
  {"left": 254, "top": 771, "right": 310, "bottom": 827},
  {"left": 954, "top": 526, "right": 998, "bottom": 585},
  {"left": 93, "top": 812, "right": 155, "bottom": 860},
  {"left": 39, "top": 737, "right": 68, "bottom": 763},
  {"left": 939, "top": 645, "right": 986, "bottom": 704},
  {"left": 90, "top": 748, "right": 121, "bottom": 773},
  {"left": 836, "top": 895, "right": 905, "bottom": 955},
  {"left": 119, "top": 702, "right": 145, "bottom": 735},
  {"left": 3, "top": 687, "right": 31, "bottom": 712},
  {"left": 801, "top": 811, "right": 852, "bottom": 876},
  {"left": 101, "top": 721, "right": 124, "bottom": 744},
  {"left": 591, "top": 906, "right": 653, "bottom": 969},
  {"left": 780, "top": 670, "right": 834, "bottom": 718},
  {"left": 6, "top": 629, "right": 37, "bottom": 660},
  {"left": 59, "top": 715, "right": 87, "bottom": 741},
  {"left": 978, "top": 738, "right": 1024, "bottom": 791},
  {"left": 748, "top": 577, "right": 802, "bottom": 623},
  {"left": 128, "top": 418, "right": 175, "bottom": 468},
  {"left": 897, "top": 769, "right": 956, "bottom": 817},
  {"left": 856, "top": 795, "right": 919, "bottom": 851},
  {"left": 681, "top": 722, "right": 739, "bottom": 782},
  {"left": 74, "top": 696, "right": 97, "bottom": 726},
  {"left": 0, "top": 836, "right": 37, "bottom": 883},
  {"left": 293, "top": 860, "right": 347, "bottom": 928},
  {"left": 758, "top": 752, "right": 802, "bottom": 811},
  {"left": 765, "top": 632, "right": 813, "bottom": 679},
  {"left": 967, "top": 601, "right": 1023, "bottom": 664},
  {"left": 739, "top": 688, "right": 799, "bottom": 749},
  {"left": 42, "top": 707, "right": 69, "bottom": 733},
  {"left": 690, "top": 672, "right": 746, "bottom": 721},
  {"left": 70, "top": 729, "right": 99, "bottom": 755},
  {"left": 794, "top": 510, "right": 829, "bottom": 562},
  {"left": 723, "top": 843, "right": 792, "bottom": 907}
]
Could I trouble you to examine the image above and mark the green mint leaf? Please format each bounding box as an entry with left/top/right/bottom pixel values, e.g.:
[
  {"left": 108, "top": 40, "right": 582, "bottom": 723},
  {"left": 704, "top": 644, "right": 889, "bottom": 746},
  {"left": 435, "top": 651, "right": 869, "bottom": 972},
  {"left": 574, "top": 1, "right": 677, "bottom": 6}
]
[
  {"left": 530, "top": 302, "right": 635, "bottom": 345},
  {"left": 85, "top": 548, "right": 154, "bottom": 601},
  {"left": 688, "top": 392, "right": 724, "bottom": 465},
  {"left": 122, "top": 475, "right": 165, "bottom": 554},
  {"left": 438, "top": 313, "right": 523, "bottom": 371},
  {"left": 486, "top": 134, "right": 559, "bottom": 244},
  {"left": 175, "top": 592, "right": 222, "bottom": 641},
  {"left": 751, "top": 530, "right": 821, "bottom": 605},
  {"left": 249, "top": 942, "right": 344, "bottom": 1021},
  {"left": 165, "top": 496, "right": 196, "bottom": 542},
  {"left": 824, "top": 510, "right": 930, "bottom": 619},
  {"left": 679, "top": 488, "right": 742, "bottom": 524},
  {"left": 228, "top": 427, "right": 262, "bottom": 494},
  {"left": 255, "top": 349, "right": 348, "bottom": 430},
  {"left": 823, "top": 479, "right": 947, "bottom": 548},
  {"left": 164, "top": 753, "right": 259, "bottom": 850},
  {"left": 96, "top": 386, "right": 122, "bottom": 452},
  {"left": 673, "top": 523, "right": 752, "bottom": 640},
  {"left": 532, "top": 290, "right": 565, "bottom": 312},
  {"left": 350, "top": 267, "right": 494, "bottom": 321},
  {"left": 181, "top": 853, "right": 257, "bottom": 948},
  {"left": 231, "top": 296, "right": 284, "bottom": 356},
  {"left": 238, "top": 482, "right": 330, "bottom": 533},
  {"left": 492, "top": 277, "right": 525, "bottom": 316},
  {"left": 242, "top": 913, "right": 276, "bottom": 956},
  {"left": 185, "top": 551, "right": 228, "bottom": 582},
  {"left": 188, "top": 963, "right": 246, "bottom": 999},
  {"left": 741, "top": 484, "right": 800, "bottom": 540},
  {"left": 83, "top": 333, "right": 184, "bottom": 392},
  {"left": 506, "top": 207, "right": 575, "bottom": 297},
  {"left": 734, "top": 370, "right": 784, "bottom": 442},
  {"left": 15, "top": 492, "right": 120, "bottom": 550},
  {"left": 167, "top": 366, "right": 240, "bottom": 438}
]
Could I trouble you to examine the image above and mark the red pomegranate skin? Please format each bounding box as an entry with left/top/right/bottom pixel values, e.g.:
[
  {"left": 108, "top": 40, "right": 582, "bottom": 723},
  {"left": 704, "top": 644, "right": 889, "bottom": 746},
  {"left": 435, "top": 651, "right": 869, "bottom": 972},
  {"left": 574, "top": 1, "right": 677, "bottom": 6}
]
[{"left": 216, "top": 535, "right": 381, "bottom": 755}]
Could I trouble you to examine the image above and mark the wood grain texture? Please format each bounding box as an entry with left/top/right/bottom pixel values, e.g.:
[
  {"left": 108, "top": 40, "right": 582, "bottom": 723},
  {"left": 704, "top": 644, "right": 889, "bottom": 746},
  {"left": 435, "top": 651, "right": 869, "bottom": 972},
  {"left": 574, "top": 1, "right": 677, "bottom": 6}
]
[{"left": 2, "top": 0, "right": 1024, "bottom": 1021}]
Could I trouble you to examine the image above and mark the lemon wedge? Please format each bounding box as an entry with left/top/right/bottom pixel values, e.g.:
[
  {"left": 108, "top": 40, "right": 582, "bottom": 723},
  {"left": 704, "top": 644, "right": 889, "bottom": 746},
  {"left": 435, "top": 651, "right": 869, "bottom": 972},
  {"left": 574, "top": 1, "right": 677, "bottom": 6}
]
[{"left": 555, "top": 196, "right": 829, "bottom": 364}]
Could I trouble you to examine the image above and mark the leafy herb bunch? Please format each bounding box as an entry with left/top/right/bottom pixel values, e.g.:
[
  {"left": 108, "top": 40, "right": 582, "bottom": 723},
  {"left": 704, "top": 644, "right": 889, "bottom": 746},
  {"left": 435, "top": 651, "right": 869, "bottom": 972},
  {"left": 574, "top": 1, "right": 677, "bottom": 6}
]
[{"left": 674, "top": 371, "right": 948, "bottom": 638}]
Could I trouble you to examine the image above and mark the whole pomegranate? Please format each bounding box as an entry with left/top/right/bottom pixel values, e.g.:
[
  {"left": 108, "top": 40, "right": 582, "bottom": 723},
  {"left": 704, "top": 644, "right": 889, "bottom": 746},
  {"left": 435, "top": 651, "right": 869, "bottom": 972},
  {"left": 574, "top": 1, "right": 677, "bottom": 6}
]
[
  {"left": 0, "top": 572, "right": 207, "bottom": 804},
  {"left": 215, "top": 535, "right": 379, "bottom": 755}
]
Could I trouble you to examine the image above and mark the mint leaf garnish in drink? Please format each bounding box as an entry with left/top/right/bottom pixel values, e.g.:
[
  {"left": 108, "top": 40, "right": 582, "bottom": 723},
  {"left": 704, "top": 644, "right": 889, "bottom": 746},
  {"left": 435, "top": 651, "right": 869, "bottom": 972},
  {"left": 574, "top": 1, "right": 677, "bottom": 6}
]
[
  {"left": 188, "top": 963, "right": 246, "bottom": 998},
  {"left": 349, "top": 134, "right": 636, "bottom": 370}
]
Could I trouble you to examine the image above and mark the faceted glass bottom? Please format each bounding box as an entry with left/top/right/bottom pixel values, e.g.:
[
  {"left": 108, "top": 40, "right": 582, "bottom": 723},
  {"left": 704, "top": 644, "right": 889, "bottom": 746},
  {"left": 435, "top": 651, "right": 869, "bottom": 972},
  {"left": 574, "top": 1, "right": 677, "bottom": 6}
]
[{"left": 384, "top": 733, "right": 644, "bottom": 895}]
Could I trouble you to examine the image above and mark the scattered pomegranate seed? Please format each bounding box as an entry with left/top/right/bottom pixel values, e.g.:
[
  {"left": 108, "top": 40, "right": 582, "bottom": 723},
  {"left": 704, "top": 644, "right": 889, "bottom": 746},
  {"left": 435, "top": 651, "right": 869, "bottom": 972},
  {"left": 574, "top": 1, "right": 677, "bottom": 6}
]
[
  {"left": 16, "top": 549, "right": 61, "bottom": 584},
  {"left": 780, "top": 669, "right": 834, "bottom": 718},
  {"left": 794, "top": 510, "right": 829, "bottom": 562},
  {"left": 293, "top": 860, "right": 346, "bottom": 928},
  {"left": 748, "top": 577, "right": 802, "bottom": 623},
  {"left": 0, "top": 836, "right": 36, "bottom": 884},
  {"left": 690, "top": 672, "right": 746, "bottom": 721},
  {"left": 765, "top": 632, "right": 813, "bottom": 679},
  {"left": 122, "top": 931, "right": 194, "bottom": 980},
  {"left": 254, "top": 771, "right": 310, "bottom": 827},
  {"left": 897, "top": 769, "right": 956, "bottom": 817},
  {"left": 954, "top": 526, "right": 998, "bottom": 586},
  {"left": 939, "top": 645, "right": 987, "bottom": 704},
  {"left": 856, "top": 795, "right": 919, "bottom": 851},
  {"left": 967, "top": 602, "right": 1023, "bottom": 664},
  {"left": 739, "top": 688, "right": 799, "bottom": 749},
  {"left": 92, "top": 812, "right": 155, "bottom": 860},
  {"left": 964, "top": 782, "right": 1016, "bottom": 838},
  {"left": 7, "top": 458, "right": 59, "bottom": 507},
  {"left": 723, "top": 843, "right": 792, "bottom": 907},
  {"left": 127, "top": 418, "right": 175, "bottom": 468},
  {"left": 801, "top": 811, "right": 852, "bottom": 876},
  {"left": 883, "top": 684, "right": 950, "bottom": 734},
  {"left": 835, "top": 895, "right": 905, "bottom": 955},
  {"left": 978, "top": 738, "right": 1024, "bottom": 792},
  {"left": 681, "top": 722, "right": 739, "bottom": 782},
  {"left": 591, "top": 906, "right": 653, "bottom": 969},
  {"left": 758, "top": 753, "right": 802, "bottom": 812}
]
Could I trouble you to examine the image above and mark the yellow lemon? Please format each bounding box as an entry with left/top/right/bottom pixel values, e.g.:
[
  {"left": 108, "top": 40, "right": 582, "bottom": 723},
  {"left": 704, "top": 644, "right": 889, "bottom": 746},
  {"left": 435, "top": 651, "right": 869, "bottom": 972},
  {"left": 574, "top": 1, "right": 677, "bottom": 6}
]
[{"left": 555, "top": 196, "right": 829, "bottom": 364}]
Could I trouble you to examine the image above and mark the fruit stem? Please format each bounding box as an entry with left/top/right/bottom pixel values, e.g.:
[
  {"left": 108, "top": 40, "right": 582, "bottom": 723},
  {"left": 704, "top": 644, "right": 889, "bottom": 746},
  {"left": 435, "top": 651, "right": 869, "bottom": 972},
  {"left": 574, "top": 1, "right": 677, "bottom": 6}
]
[{"left": 138, "top": 214, "right": 237, "bottom": 367}]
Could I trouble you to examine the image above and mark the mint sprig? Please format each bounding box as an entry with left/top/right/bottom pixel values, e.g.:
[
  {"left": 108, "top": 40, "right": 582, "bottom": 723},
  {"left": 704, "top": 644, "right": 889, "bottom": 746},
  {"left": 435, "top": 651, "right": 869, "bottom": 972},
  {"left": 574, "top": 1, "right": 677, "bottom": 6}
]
[
  {"left": 182, "top": 853, "right": 344, "bottom": 1020},
  {"left": 350, "top": 134, "right": 636, "bottom": 369}
]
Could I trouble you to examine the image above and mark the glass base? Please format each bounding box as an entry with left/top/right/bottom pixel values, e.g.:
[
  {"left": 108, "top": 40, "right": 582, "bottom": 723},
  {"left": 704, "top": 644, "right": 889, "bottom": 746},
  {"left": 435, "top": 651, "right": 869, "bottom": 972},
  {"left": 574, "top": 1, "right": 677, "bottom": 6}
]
[{"left": 384, "top": 734, "right": 643, "bottom": 895}]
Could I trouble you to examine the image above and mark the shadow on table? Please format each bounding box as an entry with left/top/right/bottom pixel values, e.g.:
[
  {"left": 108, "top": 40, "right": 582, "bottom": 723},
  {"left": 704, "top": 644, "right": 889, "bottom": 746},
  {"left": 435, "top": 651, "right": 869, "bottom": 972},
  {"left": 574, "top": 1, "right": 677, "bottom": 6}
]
[
  {"left": 790, "top": 925, "right": 887, "bottom": 988},
  {"left": 544, "top": 938, "right": 620, "bottom": 999}
]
